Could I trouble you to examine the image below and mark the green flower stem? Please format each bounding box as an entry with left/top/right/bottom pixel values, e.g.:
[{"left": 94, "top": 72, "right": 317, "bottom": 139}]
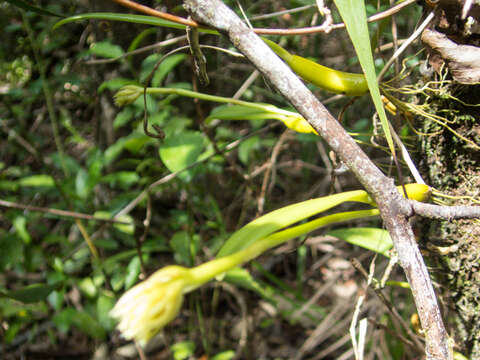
[
  {"left": 144, "top": 86, "right": 298, "bottom": 117},
  {"left": 187, "top": 208, "right": 379, "bottom": 291}
]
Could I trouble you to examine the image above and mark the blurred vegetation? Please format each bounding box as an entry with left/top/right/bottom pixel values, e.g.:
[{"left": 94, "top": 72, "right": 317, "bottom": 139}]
[{"left": 1, "top": 1, "right": 429, "bottom": 359}]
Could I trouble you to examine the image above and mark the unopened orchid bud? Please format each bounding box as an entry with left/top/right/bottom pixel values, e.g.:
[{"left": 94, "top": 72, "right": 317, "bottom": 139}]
[{"left": 114, "top": 85, "right": 143, "bottom": 106}]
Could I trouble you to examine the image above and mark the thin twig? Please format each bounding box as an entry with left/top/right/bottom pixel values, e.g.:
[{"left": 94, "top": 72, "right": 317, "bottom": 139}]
[
  {"left": 257, "top": 130, "right": 290, "bottom": 215},
  {"left": 410, "top": 201, "right": 480, "bottom": 220},
  {"left": 0, "top": 199, "right": 130, "bottom": 224},
  {"left": 114, "top": 124, "right": 278, "bottom": 219},
  {"left": 232, "top": 69, "right": 260, "bottom": 100},
  {"left": 351, "top": 258, "right": 425, "bottom": 353},
  {"left": 367, "top": 317, "right": 417, "bottom": 348},
  {"left": 390, "top": 0, "right": 400, "bottom": 76},
  {"left": 84, "top": 36, "right": 187, "bottom": 64},
  {"left": 219, "top": 283, "right": 248, "bottom": 359},
  {"left": 112, "top": 0, "right": 416, "bottom": 36},
  {"left": 136, "top": 193, "right": 151, "bottom": 277},
  {"left": 250, "top": 4, "right": 316, "bottom": 21},
  {"left": 377, "top": 11, "right": 434, "bottom": 82}
]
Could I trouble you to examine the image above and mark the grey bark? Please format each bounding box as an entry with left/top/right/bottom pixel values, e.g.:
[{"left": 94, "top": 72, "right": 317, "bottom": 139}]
[{"left": 182, "top": 0, "right": 452, "bottom": 359}]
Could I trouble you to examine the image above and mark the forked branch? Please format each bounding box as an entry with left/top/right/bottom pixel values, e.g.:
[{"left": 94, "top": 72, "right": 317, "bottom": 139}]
[{"left": 182, "top": 0, "right": 452, "bottom": 359}]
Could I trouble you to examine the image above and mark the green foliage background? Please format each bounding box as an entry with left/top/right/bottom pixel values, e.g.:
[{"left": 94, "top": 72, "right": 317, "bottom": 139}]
[{"left": 0, "top": 1, "right": 426, "bottom": 359}]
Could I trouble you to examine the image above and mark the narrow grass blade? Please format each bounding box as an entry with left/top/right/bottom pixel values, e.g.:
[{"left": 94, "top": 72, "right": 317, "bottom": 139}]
[
  {"left": 333, "top": 0, "right": 396, "bottom": 158},
  {"left": 53, "top": 12, "right": 218, "bottom": 34}
]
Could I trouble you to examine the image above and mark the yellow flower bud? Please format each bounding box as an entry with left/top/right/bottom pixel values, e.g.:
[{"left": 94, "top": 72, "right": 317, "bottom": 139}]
[
  {"left": 114, "top": 85, "right": 143, "bottom": 106},
  {"left": 110, "top": 265, "right": 192, "bottom": 346}
]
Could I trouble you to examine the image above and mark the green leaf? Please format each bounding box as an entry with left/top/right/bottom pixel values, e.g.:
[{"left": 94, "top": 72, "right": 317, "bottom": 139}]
[
  {"left": 224, "top": 267, "right": 267, "bottom": 296},
  {"left": 54, "top": 308, "right": 106, "bottom": 339},
  {"left": 12, "top": 216, "right": 31, "bottom": 244},
  {"left": 0, "top": 180, "right": 18, "bottom": 191},
  {"left": 89, "top": 41, "right": 124, "bottom": 59},
  {"left": 152, "top": 54, "right": 187, "bottom": 87},
  {"left": 94, "top": 211, "right": 135, "bottom": 235},
  {"left": 104, "top": 137, "right": 128, "bottom": 165},
  {"left": 238, "top": 135, "right": 260, "bottom": 165},
  {"left": 75, "top": 168, "right": 90, "bottom": 199},
  {"left": 333, "top": 0, "right": 395, "bottom": 157},
  {"left": 78, "top": 277, "right": 97, "bottom": 298},
  {"left": 53, "top": 13, "right": 219, "bottom": 35},
  {"left": 211, "top": 351, "right": 235, "bottom": 360},
  {"left": 327, "top": 227, "right": 393, "bottom": 257},
  {"left": 101, "top": 171, "right": 140, "bottom": 189},
  {"left": 124, "top": 133, "right": 151, "bottom": 153},
  {"left": 98, "top": 78, "right": 138, "bottom": 93},
  {"left": 159, "top": 131, "right": 205, "bottom": 173},
  {"left": 0, "top": 233, "right": 23, "bottom": 270},
  {"left": 217, "top": 189, "right": 375, "bottom": 257},
  {"left": 4, "top": 0, "right": 63, "bottom": 17},
  {"left": 114, "top": 214, "right": 135, "bottom": 235},
  {"left": 18, "top": 174, "right": 55, "bottom": 188},
  {"left": 170, "top": 231, "right": 193, "bottom": 266},
  {"left": 97, "top": 293, "right": 116, "bottom": 331},
  {"left": 171, "top": 341, "right": 195, "bottom": 360},
  {"left": 0, "top": 282, "right": 62, "bottom": 303},
  {"left": 113, "top": 107, "right": 134, "bottom": 129},
  {"left": 124, "top": 256, "right": 141, "bottom": 289}
]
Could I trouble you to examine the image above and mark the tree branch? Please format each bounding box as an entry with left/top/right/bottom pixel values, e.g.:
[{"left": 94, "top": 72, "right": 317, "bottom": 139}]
[
  {"left": 182, "top": 1, "right": 452, "bottom": 359},
  {"left": 410, "top": 200, "right": 480, "bottom": 220}
]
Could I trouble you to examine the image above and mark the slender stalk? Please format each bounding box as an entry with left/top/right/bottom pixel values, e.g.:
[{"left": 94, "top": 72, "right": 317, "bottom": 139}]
[{"left": 144, "top": 87, "right": 298, "bottom": 116}]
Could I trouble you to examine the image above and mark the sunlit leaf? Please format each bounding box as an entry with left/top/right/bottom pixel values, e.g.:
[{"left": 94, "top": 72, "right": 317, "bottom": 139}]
[
  {"left": 75, "top": 168, "right": 90, "bottom": 199},
  {"left": 94, "top": 211, "right": 135, "bottom": 235},
  {"left": 171, "top": 341, "right": 195, "bottom": 360},
  {"left": 217, "top": 189, "right": 373, "bottom": 257},
  {"left": 211, "top": 351, "right": 235, "bottom": 360},
  {"left": 159, "top": 131, "right": 205, "bottom": 174},
  {"left": 18, "top": 174, "right": 55, "bottom": 188},
  {"left": 125, "top": 256, "right": 141, "bottom": 289},
  {"left": 327, "top": 227, "right": 393, "bottom": 257},
  {"left": 218, "top": 184, "right": 428, "bottom": 258},
  {"left": 152, "top": 54, "right": 187, "bottom": 87},
  {"left": 333, "top": 0, "right": 395, "bottom": 158},
  {"left": 89, "top": 41, "right": 124, "bottom": 59},
  {"left": 12, "top": 216, "right": 31, "bottom": 244},
  {"left": 101, "top": 171, "right": 140, "bottom": 189}
]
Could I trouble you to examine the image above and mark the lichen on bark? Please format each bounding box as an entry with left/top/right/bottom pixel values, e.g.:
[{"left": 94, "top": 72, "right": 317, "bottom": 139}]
[{"left": 416, "top": 82, "right": 480, "bottom": 358}]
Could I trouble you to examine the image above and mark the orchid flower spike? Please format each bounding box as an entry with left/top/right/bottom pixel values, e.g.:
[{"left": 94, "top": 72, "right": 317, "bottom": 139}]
[{"left": 109, "top": 265, "right": 193, "bottom": 346}]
